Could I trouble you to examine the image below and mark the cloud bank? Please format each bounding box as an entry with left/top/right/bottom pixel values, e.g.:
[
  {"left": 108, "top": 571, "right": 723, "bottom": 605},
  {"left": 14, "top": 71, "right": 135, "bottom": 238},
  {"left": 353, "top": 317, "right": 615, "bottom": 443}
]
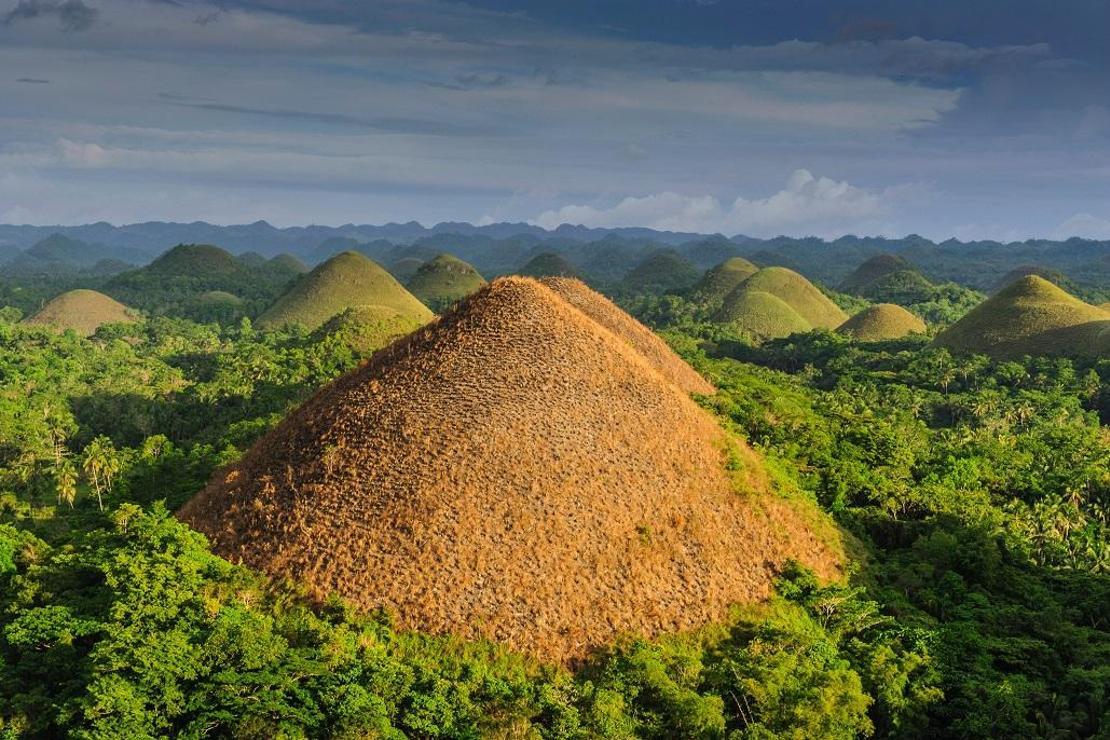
[{"left": 532, "top": 170, "right": 894, "bottom": 237}]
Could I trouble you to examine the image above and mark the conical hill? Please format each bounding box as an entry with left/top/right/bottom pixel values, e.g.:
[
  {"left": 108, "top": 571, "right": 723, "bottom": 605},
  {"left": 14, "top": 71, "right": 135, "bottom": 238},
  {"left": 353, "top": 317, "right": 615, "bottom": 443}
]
[
  {"left": 256, "top": 251, "right": 432, "bottom": 331},
  {"left": 406, "top": 254, "right": 487, "bottom": 312},
  {"left": 837, "top": 304, "right": 926, "bottom": 341},
  {"left": 519, "top": 252, "right": 580, "bottom": 279},
  {"left": 840, "top": 254, "right": 911, "bottom": 293},
  {"left": 692, "top": 257, "right": 759, "bottom": 305},
  {"left": 539, "top": 277, "right": 714, "bottom": 394},
  {"left": 933, "top": 275, "right": 1110, "bottom": 358},
  {"left": 712, "top": 267, "right": 847, "bottom": 338},
  {"left": 23, "top": 289, "right": 137, "bottom": 336},
  {"left": 714, "top": 290, "right": 811, "bottom": 340},
  {"left": 179, "top": 277, "right": 839, "bottom": 663}
]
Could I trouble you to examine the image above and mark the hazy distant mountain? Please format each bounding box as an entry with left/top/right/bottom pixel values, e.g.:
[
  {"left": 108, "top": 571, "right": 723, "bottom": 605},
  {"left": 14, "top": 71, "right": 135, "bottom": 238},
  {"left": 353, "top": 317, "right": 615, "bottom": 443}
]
[{"left": 0, "top": 221, "right": 1107, "bottom": 296}]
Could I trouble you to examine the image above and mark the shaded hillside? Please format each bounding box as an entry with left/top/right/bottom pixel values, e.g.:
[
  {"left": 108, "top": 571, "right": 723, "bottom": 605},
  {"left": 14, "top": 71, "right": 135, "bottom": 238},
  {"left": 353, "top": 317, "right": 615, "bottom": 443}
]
[
  {"left": 180, "top": 277, "right": 840, "bottom": 663},
  {"left": 388, "top": 257, "right": 425, "bottom": 283},
  {"left": 933, "top": 275, "right": 1110, "bottom": 358},
  {"left": 105, "top": 244, "right": 283, "bottom": 317},
  {"left": 257, "top": 251, "right": 432, "bottom": 331},
  {"left": 268, "top": 253, "right": 308, "bottom": 275},
  {"left": 840, "top": 254, "right": 913, "bottom": 293},
  {"left": 518, "top": 252, "right": 580, "bottom": 278},
  {"left": 539, "top": 277, "right": 714, "bottom": 394},
  {"left": 406, "top": 254, "right": 487, "bottom": 312},
  {"left": 23, "top": 289, "right": 136, "bottom": 336},
  {"left": 1, "top": 234, "right": 147, "bottom": 276},
  {"left": 837, "top": 304, "right": 927, "bottom": 341},
  {"left": 622, "top": 249, "right": 701, "bottom": 294}
]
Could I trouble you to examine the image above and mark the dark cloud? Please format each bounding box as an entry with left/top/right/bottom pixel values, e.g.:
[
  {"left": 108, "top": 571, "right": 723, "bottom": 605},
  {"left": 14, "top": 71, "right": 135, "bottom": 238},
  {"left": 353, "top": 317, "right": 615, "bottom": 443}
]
[
  {"left": 163, "top": 98, "right": 502, "bottom": 137},
  {"left": 428, "top": 73, "right": 510, "bottom": 91},
  {"left": 3, "top": 0, "right": 99, "bottom": 31},
  {"left": 16, "top": 77, "right": 52, "bottom": 83}
]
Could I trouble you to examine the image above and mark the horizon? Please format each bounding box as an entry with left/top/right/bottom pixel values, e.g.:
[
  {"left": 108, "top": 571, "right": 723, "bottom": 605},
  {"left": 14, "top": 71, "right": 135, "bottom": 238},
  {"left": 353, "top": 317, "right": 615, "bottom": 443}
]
[
  {"left": 3, "top": 1, "right": 1109, "bottom": 242},
  {"left": 3, "top": 217, "right": 1110, "bottom": 246}
]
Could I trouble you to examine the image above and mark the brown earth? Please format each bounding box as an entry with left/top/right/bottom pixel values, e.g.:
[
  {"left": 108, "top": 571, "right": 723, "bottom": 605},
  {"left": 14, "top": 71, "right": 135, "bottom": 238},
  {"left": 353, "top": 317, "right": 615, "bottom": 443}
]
[
  {"left": 23, "top": 289, "right": 137, "bottom": 336},
  {"left": 539, "top": 277, "right": 715, "bottom": 395},
  {"left": 179, "top": 277, "right": 840, "bottom": 664}
]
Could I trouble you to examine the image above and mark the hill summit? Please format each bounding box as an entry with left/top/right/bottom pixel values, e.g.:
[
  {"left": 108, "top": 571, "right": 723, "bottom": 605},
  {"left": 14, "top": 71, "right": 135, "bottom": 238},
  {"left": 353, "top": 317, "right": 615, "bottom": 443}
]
[
  {"left": 145, "top": 244, "right": 249, "bottom": 279},
  {"left": 539, "top": 277, "right": 714, "bottom": 394},
  {"left": 24, "top": 289, "right": 137, "bottom": 336},
  {"left": 840, "top": 254, "right": 910, "bottom": 293},
  {"left": 519, "top": 252, "right": 580, "bottom": 279},
  {"left": 837, "top": 304, "right": 926, "bottom": 341},
  {"left": 691, "top": 257, "right": 759, "bottom": 305},
  {"left": 933, "top": 275, "right": 1110, "bottom": 358},
  {"left": 406, "top": 254, "right": 487, "bottom": 312},
  {"left": 179, "top": 277, "right": 839, "bottom": 663},
  {"left": 257, "top": 251, "right": 432, "bottom": 331}
]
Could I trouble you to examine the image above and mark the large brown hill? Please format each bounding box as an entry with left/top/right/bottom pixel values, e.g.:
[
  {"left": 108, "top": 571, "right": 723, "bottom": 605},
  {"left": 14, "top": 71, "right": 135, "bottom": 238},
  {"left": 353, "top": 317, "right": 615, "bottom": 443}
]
[
  {"left": 24, "top": 289, "right": 136, "bottom": 336},
  {"left": 539, "top": 276, "right": 714, "bottom": 395},
  {"left": 180, "top": 277, "right": 839, "bottom": 663}
]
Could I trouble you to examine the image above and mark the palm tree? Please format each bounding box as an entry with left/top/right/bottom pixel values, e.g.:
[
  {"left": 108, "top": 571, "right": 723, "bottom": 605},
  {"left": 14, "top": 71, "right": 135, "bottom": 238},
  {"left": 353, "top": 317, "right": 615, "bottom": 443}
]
[
  {"left": 82, "top": 436, "right": 121, "bottom": 511},
  {"left": 55, "top": 458, "right": 77, "bottom": 508}
]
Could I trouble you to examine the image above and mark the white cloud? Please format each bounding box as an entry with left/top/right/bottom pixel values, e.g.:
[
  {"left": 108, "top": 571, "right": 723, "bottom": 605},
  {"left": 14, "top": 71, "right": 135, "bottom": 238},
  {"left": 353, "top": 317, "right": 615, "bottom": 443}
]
[
  {"left": 532, "top": 169, "right": 897, "bottom": 237},
  {"left": 1052, "top": 212, "right": 1110, "bottom": 240}
]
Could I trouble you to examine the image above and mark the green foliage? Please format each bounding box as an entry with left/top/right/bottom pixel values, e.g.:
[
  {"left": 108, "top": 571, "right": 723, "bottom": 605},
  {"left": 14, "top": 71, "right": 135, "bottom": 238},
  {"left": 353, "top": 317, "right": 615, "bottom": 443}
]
[{"left": 0, "top": 279, "right": 1107, "bottom": 737}]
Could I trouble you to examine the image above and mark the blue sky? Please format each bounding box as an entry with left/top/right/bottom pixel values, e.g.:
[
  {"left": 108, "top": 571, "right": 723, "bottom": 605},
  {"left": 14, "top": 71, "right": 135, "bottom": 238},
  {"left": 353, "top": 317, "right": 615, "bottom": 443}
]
[{"left": 1, "top": 0, "right": 1108, "bottom": 240}]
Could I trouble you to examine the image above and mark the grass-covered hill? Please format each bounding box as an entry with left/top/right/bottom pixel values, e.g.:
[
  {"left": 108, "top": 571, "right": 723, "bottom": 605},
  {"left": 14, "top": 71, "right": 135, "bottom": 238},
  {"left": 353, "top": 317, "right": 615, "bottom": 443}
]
[
  {"left": 103, "top": 244, "right": 284, "bottom": 317},
  {"left": 933, "top": 275, "right": 1110, "bottom": 358},
  {"left": 387, "top": 257, "right": 426, "bottom": 283},
  {"left": 405, "top": 254, "right": 487, "bottom": 312},
  {"left": 267, "top": 253, "right": 308, "bottom": 275},
  {"left": 837, "top": 303, "right": 927, "bottom": 341},
  {"left": 622, "top": 249, "right": 701, "bottom": 294},
  {"left": 22, "top": 289, "right": 137, "bottom": 336},
  {"left": 712, "top": 289, "right": 812, "bottom": 340},
  {"left": 310, "top": 304, "right": 426, "bottom": 353},
  {"left": 990, "top": 265, "right": 1072, "bottom": 294},
  {"left": 518, "top": 252, "right": 580, "bottom": 279},
  {"left": 257, "top": 251, "right": 433, "bottom": 330},
  {"left": 691, "top": 256, "right": 759, "bottom": 306},
  {"left": 840, "top": 254, "right": 913, "bottom": 293},
  {"left": 717, "top": 267, "right": 847, "bottom": 332}
]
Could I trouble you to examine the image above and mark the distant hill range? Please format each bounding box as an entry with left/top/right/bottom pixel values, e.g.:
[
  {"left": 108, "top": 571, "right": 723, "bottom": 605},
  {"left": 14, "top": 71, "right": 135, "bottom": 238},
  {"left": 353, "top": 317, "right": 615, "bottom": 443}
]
[{"left": 1, "top": 221, "right": 1109, "bottom": 296}]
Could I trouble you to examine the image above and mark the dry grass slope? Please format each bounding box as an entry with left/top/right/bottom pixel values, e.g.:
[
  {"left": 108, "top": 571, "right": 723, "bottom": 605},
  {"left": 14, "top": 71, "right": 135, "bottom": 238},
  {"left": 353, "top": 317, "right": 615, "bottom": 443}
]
[
  {"left": 24, "top": 289, "right": 137, "bottom": 336},
  {"left": 692, "top": 257, "right": 759, "bottom": 305},
  {"left": 257, "top": 251, "right": 433, "bottom": 331},
  {"left": 539, "top": 277, "right": 714, "bottom": 394},
  {"left": 180, "top": 277, "right": 840, "bottom": 664},
  {"left": 934, "top": 275, "right": 1110, "bottom": 358},
  {"left": 837, "top": 303, "right": 927, "bottom": 341}
]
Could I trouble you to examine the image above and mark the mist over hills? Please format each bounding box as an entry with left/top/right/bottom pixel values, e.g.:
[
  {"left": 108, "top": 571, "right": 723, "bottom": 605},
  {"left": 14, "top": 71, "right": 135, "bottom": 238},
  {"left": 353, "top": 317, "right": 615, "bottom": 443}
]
[{"left": 2, "top": 220, "right": 1109, "bottom": 297}]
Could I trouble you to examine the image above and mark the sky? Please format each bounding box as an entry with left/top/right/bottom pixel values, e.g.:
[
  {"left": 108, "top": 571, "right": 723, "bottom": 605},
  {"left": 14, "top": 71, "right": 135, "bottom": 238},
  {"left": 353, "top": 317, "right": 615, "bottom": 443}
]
[{"left": 1, "top": 0, "right": 1109, "bottom": 240}]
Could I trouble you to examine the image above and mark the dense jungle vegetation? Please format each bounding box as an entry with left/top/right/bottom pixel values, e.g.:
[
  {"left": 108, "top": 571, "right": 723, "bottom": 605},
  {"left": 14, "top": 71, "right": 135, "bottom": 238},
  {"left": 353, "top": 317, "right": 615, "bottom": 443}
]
[{"left": 0, "top": 292, "right": 1106, "bottom": 738}]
